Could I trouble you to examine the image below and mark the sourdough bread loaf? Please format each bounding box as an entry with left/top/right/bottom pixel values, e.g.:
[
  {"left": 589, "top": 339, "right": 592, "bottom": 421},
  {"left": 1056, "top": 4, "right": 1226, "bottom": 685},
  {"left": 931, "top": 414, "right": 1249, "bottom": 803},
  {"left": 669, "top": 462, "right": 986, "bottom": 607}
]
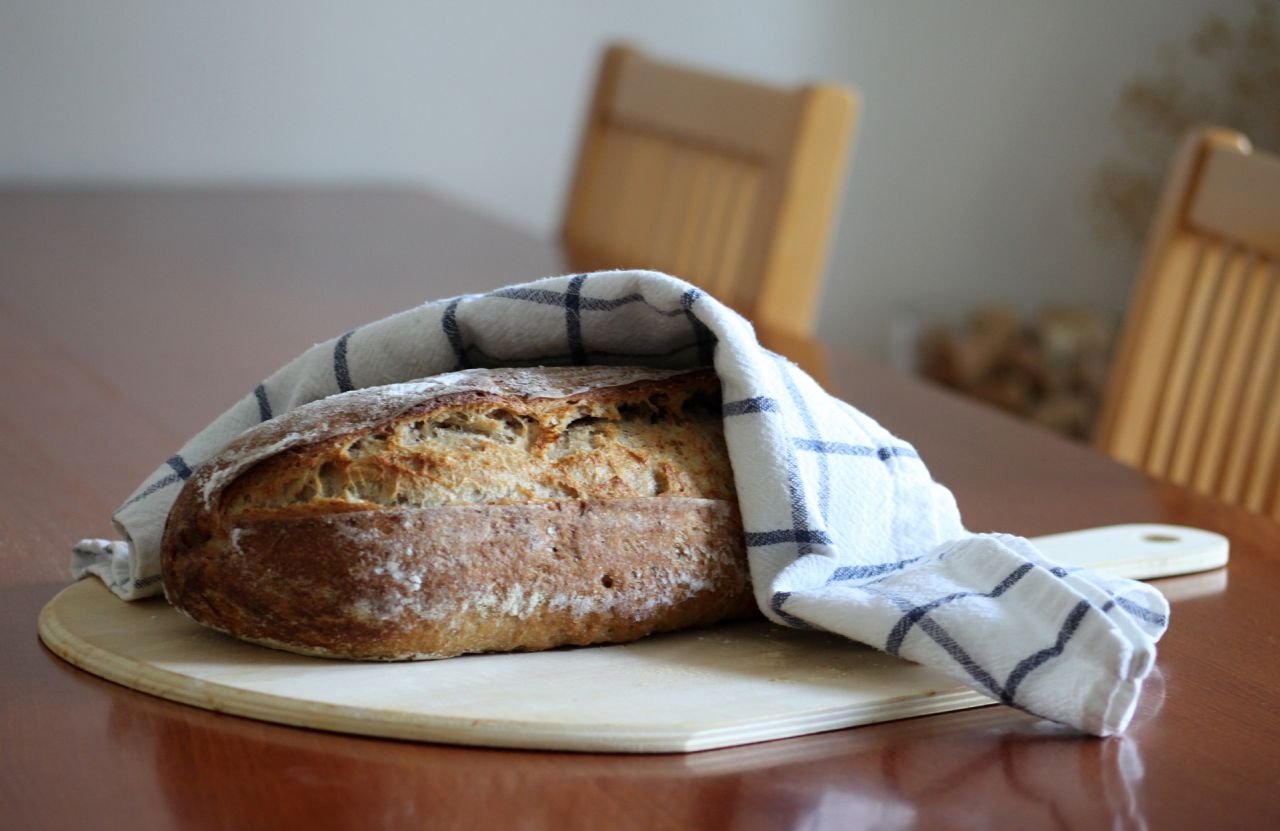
[{"left": 161, "top": 366, "right": 753, "bottom": 660}]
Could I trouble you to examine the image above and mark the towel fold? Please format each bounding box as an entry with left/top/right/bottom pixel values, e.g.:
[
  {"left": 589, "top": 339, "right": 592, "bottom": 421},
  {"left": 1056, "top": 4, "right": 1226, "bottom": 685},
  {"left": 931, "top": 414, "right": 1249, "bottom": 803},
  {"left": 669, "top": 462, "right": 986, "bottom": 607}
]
[{"left": 73, "top": 270, "right": 1168, "bottom": 735}]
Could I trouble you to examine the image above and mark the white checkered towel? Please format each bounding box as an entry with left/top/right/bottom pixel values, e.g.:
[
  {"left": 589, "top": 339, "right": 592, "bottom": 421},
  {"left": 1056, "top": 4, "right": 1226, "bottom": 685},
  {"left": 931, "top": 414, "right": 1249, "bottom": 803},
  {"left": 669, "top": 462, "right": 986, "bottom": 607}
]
[{"left": 72, "top": 271, "right": 1168, "bottom": 735}]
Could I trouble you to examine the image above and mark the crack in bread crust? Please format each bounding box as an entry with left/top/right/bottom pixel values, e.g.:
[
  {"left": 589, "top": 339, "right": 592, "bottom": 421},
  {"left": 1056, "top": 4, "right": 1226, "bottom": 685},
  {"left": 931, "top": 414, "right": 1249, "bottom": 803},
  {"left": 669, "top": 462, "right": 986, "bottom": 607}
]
[{"left": 222, "top": 369, "right": 733, "bottom": 517}]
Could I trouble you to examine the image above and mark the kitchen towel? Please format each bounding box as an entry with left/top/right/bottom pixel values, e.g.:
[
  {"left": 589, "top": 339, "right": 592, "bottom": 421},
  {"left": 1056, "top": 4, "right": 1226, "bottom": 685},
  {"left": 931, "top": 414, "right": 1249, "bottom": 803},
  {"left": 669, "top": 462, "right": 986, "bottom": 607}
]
[{"left": 73, "top": 270, "right": 1168, "bottom": 735}]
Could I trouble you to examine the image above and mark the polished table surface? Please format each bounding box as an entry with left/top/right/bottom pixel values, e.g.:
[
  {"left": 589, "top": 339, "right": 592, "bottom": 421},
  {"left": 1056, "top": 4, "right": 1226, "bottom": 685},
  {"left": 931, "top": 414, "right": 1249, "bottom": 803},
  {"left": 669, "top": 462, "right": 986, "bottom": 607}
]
[{"left": 2, "top": 188, "right": 1278, "bottom": 830}]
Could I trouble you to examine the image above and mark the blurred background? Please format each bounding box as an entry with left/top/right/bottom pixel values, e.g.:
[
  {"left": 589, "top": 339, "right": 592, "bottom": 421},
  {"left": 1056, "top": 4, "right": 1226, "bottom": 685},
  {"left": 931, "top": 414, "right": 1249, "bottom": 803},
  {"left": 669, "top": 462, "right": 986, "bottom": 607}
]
[{"left": 2, "top": 0, "right": 1273, "bottom": 437}]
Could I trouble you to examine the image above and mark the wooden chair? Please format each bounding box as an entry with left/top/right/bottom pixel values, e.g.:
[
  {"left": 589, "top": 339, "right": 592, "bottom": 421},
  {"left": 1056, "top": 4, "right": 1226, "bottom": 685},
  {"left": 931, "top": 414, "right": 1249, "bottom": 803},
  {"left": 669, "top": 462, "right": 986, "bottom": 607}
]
[
  {"left": 561, "top": 44, "right": 857, "bottom": 340},
  {"left": 1096, "top": 127, "right": 1280, "bottom": 519}
]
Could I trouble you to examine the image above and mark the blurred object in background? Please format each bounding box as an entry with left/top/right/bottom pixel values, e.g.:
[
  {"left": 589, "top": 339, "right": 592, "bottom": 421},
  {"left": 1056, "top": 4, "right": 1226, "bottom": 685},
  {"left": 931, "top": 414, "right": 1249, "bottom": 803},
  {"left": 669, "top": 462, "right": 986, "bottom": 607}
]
[
  {"left": 918, "top": 305, "right": 1116, "bottom": 441},
  {"left": 562, "top": 43, "right": 857, "bottom": 342},
  {"left": 919, "top": 0, "right": 1277, "bottom": 446},
  {"left": 1096, "top": 127, "right": 1280, "bottom": 521},
  {"left": 1093, "top": 0, "right": 1280, "bottom": 250}
]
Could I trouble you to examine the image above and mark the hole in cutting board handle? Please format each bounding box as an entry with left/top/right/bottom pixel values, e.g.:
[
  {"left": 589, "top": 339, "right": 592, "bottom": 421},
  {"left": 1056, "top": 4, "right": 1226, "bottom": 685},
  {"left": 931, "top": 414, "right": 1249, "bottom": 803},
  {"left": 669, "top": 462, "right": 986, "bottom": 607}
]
[{"left": 1142, "top": 533, "right": 1181, "bottom": 543}]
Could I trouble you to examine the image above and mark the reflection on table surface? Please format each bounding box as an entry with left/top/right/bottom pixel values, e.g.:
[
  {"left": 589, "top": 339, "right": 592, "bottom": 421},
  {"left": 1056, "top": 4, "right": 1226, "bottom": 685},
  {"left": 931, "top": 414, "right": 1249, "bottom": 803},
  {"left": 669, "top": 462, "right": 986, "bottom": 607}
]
[{"left": 99, "top": 675, "right": 1156, "bottom": 831}]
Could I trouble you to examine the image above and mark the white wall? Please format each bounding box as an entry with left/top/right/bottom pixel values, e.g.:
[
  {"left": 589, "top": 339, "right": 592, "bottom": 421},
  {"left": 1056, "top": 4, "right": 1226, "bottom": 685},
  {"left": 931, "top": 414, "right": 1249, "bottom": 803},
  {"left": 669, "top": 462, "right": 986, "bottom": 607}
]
[{"left": 0, "top": 0, "right": 1252, "bottom": 357}]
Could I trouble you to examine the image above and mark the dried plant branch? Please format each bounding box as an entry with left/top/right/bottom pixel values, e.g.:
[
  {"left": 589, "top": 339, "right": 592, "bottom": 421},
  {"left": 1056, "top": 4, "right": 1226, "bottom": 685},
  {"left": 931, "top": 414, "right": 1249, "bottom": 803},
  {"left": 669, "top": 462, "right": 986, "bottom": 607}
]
[{"left": 1092, "top": 0, "right": 1280, "bottom": 248}]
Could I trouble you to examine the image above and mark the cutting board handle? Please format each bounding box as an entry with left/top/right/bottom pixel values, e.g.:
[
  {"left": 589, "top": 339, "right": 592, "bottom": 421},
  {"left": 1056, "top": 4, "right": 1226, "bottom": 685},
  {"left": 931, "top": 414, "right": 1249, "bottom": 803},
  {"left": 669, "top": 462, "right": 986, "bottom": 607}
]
[{"left": 1029, "top": 523, "right": 1228, "bottom": 580}]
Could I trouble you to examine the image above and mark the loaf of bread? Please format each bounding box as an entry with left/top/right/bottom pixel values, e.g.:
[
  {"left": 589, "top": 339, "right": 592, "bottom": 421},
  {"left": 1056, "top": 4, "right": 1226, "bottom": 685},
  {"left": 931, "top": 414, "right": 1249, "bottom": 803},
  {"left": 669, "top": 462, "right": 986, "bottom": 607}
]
[{"left": 161, "top": 366, "right": 753, "bottom": 660}]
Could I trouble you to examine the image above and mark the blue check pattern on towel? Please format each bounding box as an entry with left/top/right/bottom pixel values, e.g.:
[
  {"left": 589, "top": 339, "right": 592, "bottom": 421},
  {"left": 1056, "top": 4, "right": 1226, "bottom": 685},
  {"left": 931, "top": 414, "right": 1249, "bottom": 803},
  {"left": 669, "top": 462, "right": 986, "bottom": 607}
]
[{"left": 73, "top": 271, "right": 1168, "bottom": 735}]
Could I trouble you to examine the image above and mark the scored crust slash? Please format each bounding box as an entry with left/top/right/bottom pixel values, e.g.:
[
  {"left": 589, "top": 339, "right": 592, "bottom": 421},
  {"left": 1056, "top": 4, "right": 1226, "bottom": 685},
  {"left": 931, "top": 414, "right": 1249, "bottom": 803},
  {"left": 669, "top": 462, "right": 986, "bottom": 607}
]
[{"left": 161, "top": 365, "right": 757, "bottom": 660}]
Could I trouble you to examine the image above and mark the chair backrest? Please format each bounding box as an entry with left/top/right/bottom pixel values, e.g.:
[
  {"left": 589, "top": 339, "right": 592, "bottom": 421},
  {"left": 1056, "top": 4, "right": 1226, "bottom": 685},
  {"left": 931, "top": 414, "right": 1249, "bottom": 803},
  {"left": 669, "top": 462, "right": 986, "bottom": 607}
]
[
  {"left": 1096, "top": 127, "right": 1280, "bottom": 519},
  {"left": 560, "top": 44, "right": 857, "bottom": 339}
]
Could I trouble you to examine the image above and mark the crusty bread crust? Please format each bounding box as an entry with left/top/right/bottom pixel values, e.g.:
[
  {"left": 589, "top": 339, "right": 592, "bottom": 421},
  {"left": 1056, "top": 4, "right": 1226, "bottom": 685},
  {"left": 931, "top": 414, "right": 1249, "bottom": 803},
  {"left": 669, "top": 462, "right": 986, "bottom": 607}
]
[{"left": 161, "top": 366, "right": 753, "bottom": 660}]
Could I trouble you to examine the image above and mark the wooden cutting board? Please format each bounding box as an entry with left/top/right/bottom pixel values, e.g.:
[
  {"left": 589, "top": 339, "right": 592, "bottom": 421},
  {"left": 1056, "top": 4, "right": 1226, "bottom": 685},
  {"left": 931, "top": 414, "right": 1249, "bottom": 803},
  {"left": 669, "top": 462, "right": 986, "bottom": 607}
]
[{"left": 38, "top": 523, "right": 1227, "bottom": 753}]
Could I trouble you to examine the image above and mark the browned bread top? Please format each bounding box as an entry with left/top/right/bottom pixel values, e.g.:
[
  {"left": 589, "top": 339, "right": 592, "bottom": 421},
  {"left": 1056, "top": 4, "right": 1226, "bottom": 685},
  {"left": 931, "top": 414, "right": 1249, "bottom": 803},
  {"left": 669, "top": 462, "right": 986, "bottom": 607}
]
[{"left": 164, "top": 366, "right": 735, "bottom": 563}]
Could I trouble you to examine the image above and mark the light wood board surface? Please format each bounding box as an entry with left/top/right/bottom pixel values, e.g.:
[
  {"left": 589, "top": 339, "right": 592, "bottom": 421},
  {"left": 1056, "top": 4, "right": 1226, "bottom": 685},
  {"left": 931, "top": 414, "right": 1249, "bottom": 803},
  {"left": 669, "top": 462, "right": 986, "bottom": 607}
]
[{"left": 38, "top": 523, "right": 1227, "bottom": 753}]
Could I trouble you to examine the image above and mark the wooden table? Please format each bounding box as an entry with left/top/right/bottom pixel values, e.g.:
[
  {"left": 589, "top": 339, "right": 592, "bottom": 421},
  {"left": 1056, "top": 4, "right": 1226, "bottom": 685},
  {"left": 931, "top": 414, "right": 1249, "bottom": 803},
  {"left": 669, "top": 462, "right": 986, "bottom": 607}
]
[{"left": 2, "top": 188, "right": 1277, "bottom": 830}]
